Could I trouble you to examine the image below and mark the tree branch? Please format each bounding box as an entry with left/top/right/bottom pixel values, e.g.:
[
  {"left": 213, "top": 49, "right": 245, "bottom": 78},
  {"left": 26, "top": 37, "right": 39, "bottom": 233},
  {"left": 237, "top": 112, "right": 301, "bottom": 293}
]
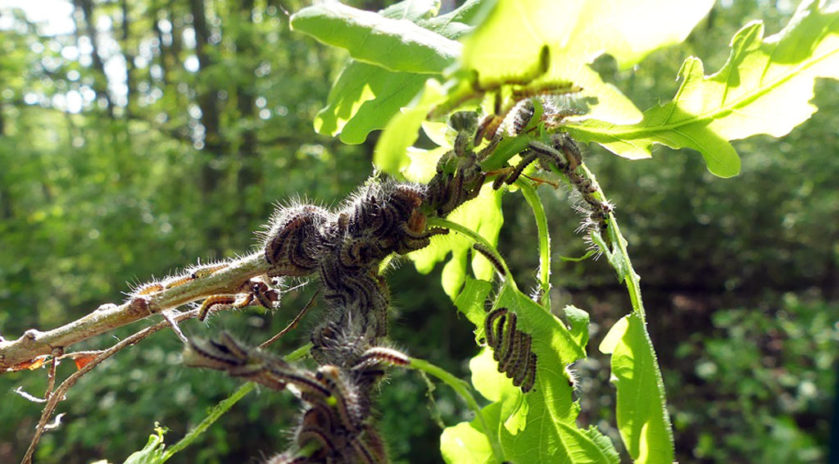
[{"left": 0, "top": 253, "right": 269, "bottom": 371}]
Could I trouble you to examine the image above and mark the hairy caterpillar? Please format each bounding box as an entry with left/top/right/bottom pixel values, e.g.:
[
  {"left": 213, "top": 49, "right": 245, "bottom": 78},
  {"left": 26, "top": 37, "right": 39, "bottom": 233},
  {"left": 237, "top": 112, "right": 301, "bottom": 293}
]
[
  {"left": 472, "top": 243, "right": 506, "bottom": 277},
  {"left": 352, "top": 346, "right": 410, "bottom": 371}
]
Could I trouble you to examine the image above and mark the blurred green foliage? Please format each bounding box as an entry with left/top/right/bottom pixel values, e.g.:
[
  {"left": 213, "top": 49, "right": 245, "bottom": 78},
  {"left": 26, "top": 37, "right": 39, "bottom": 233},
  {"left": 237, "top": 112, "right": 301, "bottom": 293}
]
[{"left": 0, "top": 1, "right": 835, "bottom": 463}]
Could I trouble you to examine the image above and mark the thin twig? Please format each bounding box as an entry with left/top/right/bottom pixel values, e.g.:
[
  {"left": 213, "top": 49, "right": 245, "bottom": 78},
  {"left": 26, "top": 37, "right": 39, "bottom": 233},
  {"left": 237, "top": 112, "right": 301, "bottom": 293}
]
[
  {"left": 56, "top": 350, "right": 104, "bottom": 361},
  {"left": 160, "top": 310, "right": 188, "bottom": 344},
  {"left": 20, "top": 309, "right": 200, "bottom": 464},
  {"left": 45, "top": 348, "right": 61, "bottom": 400},
  {"left": 259, "top": 289, "right": 320, "bottom": 349}
]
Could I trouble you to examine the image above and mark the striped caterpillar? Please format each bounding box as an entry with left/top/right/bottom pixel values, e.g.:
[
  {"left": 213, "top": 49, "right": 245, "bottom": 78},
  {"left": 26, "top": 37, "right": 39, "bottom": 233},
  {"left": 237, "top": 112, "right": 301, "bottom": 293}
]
[{"left": 484, "top": 307, "right": 538, "bottom": 393}]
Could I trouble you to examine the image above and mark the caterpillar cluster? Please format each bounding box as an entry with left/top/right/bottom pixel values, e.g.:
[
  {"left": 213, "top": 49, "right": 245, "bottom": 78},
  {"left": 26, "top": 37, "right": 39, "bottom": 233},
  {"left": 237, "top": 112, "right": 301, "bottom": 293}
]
[
  {"left": 130, "top": 263, "right": 281, "bottom": 320},
  {"left": 262, "top": 181, "right": 449, "bottom": 365},
  {"left": 484, "top": 307, "right": 537, "bottom": 393},
  {"left": 179, "top": 80, "right": 615, "bottom": 460},
  {"left": 183, "top": 147, "right": 482, "bottom": 462},
  {"left": 475, "top": 83, "right": 585, "bottom": 145},
  {"left": 490, "top": 107, "right": 613, "bottom": 237},
  {"left": 185, "top": 332, "right": 409, "bottom": 464},
  {"left": 535, "top": 133, "right": 614, "bottom": 236}
]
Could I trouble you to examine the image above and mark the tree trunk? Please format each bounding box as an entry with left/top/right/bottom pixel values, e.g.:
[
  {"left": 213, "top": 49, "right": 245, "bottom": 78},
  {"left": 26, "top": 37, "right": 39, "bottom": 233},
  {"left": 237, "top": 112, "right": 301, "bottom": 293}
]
[
  {"left": 189, "top": 0, "right": 226, "bottom": 196},
  {"left": 235, "top": 0, "right": 260, "bottom": 226},
  {"left": 73, "top": 0, "right": 114, "bottom": 118},
  {"left": 120, "top": 0, "right": 136, "bottom": 117}
]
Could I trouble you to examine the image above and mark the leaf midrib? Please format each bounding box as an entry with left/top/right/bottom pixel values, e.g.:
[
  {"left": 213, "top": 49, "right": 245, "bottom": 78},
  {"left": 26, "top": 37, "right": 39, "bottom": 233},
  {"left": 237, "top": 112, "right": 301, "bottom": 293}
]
[{"left": 575, "top": 38, "right": 839, "bottom": 140}]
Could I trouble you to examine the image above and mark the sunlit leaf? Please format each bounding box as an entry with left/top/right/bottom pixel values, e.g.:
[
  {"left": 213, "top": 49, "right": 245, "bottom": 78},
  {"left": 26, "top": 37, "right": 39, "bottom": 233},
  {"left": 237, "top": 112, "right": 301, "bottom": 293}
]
[
  {"left": 123, "top": 426, "right": 167, "bottom": 464},
  {"left": 563, "top": 305, "right": 590, "bottom": 349},
  {"left": 569, "top": 0, "right": 839, "bottom": 177},
  {"left": 600, "top": 313, "right": 673, "bottom": 464},
  {"left": 312, "top": 0, "right": 449, "bottom": 143},
  {"left": 374, "top": 79, "right": 448, "bottom": 174},
  {"left": 460, "top": 0, "right": 713, "bottom": 124}
]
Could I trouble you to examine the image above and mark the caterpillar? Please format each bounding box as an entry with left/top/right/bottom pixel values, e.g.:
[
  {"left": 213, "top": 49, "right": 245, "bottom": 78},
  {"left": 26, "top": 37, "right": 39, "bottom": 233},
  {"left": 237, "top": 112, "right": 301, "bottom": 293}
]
[
  {"left": 483, "top": 307, "right": 538, "bottom": 393},
  {"left": 352, "top": 346, "right": 410, "bottom": 371},
  {"left": 189, "top": 262, "right": 228, "bottom": 279},
  {"left": 133, "top": 282, "right": 164, "bottom": 296},
  {"left": 472, "top": 243, "right": 506, "bottom": 277}
]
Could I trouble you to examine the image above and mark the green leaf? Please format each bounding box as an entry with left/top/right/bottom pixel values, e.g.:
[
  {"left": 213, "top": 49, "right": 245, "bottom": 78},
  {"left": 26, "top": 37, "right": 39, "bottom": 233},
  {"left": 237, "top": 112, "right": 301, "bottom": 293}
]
[
  {"left": 378, "top": 0, "right": 440, "bottom": 21},
  {"left": 459, "top": 0, "right": 713, "bottom": 124},
  {"left": 570, "top": 1, "right": 839, "bottom": 177},
  {"left": 307, "top": 0, "right": 479, "bottom": 143},
  {"left": 563, "top": 305, "right": 590, "bottom": 350},
  {"left": 374, "top": 79, "right": 447, "bottom": 174},
  {"left": 462, "top": 0, "right": 713, "bottom": 72},
  {"left": 290, "top": 1, "right": 461, "bottom": 74},
  {"left": 440, "top": 400, "right": 502, "bottom": 464},
  {"left": 443, "top": 278, "right": 617, "bottom": 463},
  {"left": 314, "top": 63, "right": 427, "bottom": 144},
  {"left": 123, "top": 427, "right": 167, "bottom": 464},
  {"left": 600, "top": 314, "right": 674, "bottom": 464}
]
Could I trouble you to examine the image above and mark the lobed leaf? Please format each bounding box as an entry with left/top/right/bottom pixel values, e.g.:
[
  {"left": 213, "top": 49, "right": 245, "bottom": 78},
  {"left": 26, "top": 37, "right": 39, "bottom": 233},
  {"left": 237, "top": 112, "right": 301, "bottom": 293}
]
[
  {"left": 374, "top": 79, "right": 448, "bottom": 175},
  {"left": 304, "top": 0, "right": 484, "bottom": 143},
  {"left": 314, "top": 63, "right": 427, "bottom": 144},
  {"left": 569, "top": 0, "right": 839, "bottom": 177},
  {"left": 311, "top": 0, "right": 454, "bottom": 143}
]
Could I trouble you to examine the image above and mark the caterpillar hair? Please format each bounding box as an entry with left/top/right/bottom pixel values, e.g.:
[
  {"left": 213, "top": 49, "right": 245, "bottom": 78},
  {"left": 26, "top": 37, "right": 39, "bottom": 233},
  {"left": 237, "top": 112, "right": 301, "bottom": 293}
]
[
  {"left": 189, "top": 262, "right": 228, "bottom": 279},
  {"left": 133, "top": 282, "right": 164, "bottom": 296},
  {"left": 263, "top": 204, "right": 330, "bottom": 277},
  {"left": 521, "top": 353, "right": 538, "bottom": 393},
  {"left": 504, "top": 150, "right": 538, "bottom": 186},
  {"left": 316, "top": 365, "right": 364, "bottom": 432}
]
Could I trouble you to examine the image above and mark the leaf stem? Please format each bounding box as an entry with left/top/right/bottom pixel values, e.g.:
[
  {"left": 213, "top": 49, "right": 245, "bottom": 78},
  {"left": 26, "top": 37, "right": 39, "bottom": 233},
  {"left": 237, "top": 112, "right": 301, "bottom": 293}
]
[
  {"left": 160, "top": 382, "right": 256, "bottom": 462},
  {"left": 516, "top": 180, "right": 551, "bottom": 309},
  {"left": 408, "top": 357, "right": 504, "bottom": 463}
]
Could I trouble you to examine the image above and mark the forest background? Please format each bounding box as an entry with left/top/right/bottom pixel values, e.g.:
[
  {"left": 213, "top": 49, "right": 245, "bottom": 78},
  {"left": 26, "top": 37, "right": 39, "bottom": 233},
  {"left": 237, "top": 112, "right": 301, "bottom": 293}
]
[{"left": 0, "top": 0, "right": 836, "bottom": 463}]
